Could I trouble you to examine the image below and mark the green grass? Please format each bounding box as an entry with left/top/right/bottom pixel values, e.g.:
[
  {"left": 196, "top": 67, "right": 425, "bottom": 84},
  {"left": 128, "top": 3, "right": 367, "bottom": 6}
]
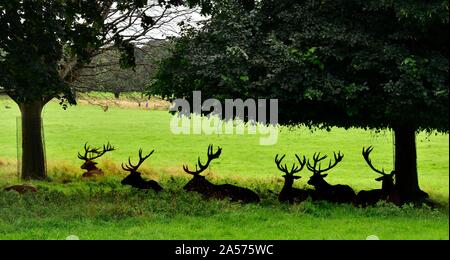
[
  {"left": 0, "top": 176, "right": 448, "bottom": 240},
  {"left": 0, "top": 97, "right": 448, "bottom": 240}
]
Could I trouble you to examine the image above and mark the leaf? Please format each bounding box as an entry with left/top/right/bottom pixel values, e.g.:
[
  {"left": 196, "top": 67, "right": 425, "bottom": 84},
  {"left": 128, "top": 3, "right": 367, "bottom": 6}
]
[{"left": 239, "top": 75, "right": 250, "bottom": 82}]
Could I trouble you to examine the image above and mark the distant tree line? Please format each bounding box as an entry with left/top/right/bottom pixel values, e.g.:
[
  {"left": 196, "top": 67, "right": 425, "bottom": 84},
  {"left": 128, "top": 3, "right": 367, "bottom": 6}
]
[{"left": 75, "top": 40, "right": 172, "bottom": 99}]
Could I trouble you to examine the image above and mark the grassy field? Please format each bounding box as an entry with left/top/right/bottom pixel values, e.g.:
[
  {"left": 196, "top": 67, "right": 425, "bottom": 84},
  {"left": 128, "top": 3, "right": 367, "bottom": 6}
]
[{"left": 0, "top": 96, "right": 448, "bottom": 240}]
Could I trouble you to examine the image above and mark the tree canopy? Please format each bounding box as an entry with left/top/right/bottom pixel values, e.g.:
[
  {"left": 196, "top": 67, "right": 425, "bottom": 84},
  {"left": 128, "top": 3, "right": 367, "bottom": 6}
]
[
  {"left": 0, "top": 0, "right": 211, "bottom": 106},
  {"left": 150, "top": 0, "right": 449, "bottom": 133}
]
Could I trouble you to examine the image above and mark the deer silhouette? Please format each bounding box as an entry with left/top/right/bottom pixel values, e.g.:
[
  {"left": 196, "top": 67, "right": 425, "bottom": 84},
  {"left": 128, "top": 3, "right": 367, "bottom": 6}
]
[
  {"left": 354, "top": 146, "right": 400, "bottom": 206},
  {"left": 306, "top": 151, "right": 356, "bottom": 203},
  {"left": 183, "top": 145, "right": 260, "bottom": 203},
  {"left": 275, "top": 154, "right": 312, "bottom": 203},
  {"left": 78, "top": 142, "right": 115, "bottom": 178},
  {"left": 121, "top": 149, "right": 163, "bottom": 192}
]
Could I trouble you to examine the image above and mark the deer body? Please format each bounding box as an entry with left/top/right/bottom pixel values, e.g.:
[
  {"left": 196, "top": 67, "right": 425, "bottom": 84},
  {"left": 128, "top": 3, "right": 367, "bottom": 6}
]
[
  {"left": 4, "top": 184, "right": 38, "bottom": 194},
  {"left": 275, "top": 154, "right": 311, "bottom": 203},
  {"left": 183, "top": 145, "right": 260, "bottom": 203},
  {"left": 308, "top": 176, "right": 355, "bottom": 203},
  {"left": 184, "top": 177, "right": 260, "bottom": 203},
  {"left": 121, "top": 149, "right": 163, "bottom": 192},
  {"left": 80, "top": 161, "right": 104, "bottom": 178},
  {"left": 354, "top": 147, "right": 400, "bottom": 206},
  {"left": 355, "top": 189, "right": 386, "bottom": 206},
  {"left": 121, "top": 172, "right": 163, "bottom": 192},
  {"left": 355, "top": 178, "right": 399, "bottom": 206},
  {"left": 78, "top": 142, "right": 115, "bottom": 178},
  {"left": 306, "top": 152, "right": 356, "bottom": 203},
  {"left": 279, "top": 180, "right": 311, "bottom": 203}
]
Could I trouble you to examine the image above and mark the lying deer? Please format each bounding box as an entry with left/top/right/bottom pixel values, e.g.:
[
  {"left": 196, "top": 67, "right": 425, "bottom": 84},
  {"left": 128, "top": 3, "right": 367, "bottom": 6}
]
[
  {"left": 275, "top": 154, "right": 312, "bottom": 203},
  {"left": 354, "top": 146, "right": 400, "bottom": 206},
  {"left": 121, "top": 149, "right": 163, "bottom": 192},
  {"left": 306, "top": 152, "right": 356, "bottom": 203},
  {"left": 183, "top": 145, "right": 260, "bottom": 203},
  {"left": 4, "top": 184, "right": 38, "bottom": 194},
  {"left": 78, "top": 142, "right": 115, "bottom": 178}
]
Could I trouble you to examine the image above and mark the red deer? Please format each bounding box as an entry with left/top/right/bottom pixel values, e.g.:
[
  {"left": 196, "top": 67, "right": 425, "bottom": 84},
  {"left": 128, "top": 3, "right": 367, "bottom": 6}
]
[
  {"left": 183, "top": 145, "right": 260, "bottom": 203},
  {"left": 306, "top": 151, "right": 356, "bottom": 203},
  {"left": 275, "top": 154, "right": 312, "bottom": 203},
  {"left": 121, "top": 149, "right": 163, "bottom": 192},
  {"left": 354, "top": 146, "right": 400, "bottom": 207},
  {"left": 77, "top": 142, "right": 115, "bottom": 178},
  {"left": 4, "top": 184, "right": 38, "bottom": 194}
]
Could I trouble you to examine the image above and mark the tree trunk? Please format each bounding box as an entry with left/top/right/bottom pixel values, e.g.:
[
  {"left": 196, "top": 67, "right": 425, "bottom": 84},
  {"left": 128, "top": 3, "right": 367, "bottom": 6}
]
[
  {"left": 19, "top": 101, "right": 46, "bottom": 180},
  {"left": 393, "top": 126, "right": 428, "bottom": 203}
]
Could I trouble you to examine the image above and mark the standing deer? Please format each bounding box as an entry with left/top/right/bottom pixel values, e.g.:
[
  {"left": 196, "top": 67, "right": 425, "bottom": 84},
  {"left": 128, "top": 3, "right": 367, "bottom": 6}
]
[
  {"left": 306, "top": 151, "right": 356, "bottom": 203},
  {"left": 275, "top": 154, "right": 312, "bottom": 203},
  {"left": 354, "top": 146, "right": 400, "bottom": 206},
  {"left": 183, "top": 145, "right": 260, "bottom": 203},
  {"left": 121, "top": 149, "right": 163, "bottom": 192},
  {"left": 78, "top": 142, "right": 115, "bottom": 178}
]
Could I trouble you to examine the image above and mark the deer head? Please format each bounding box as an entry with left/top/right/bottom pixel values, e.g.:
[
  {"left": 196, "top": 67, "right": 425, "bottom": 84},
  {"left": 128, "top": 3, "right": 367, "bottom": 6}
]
[
  {"left": 121, "top": 149, "right": 154, "bottom": 186},
  {"left": 306, "top": 151, "right": 344, "bottom": 187},
  {"left": 183, "top": 144, "right": 222, "bottom": 192},
  {"left": 78, "top": 142, "right": 115, "bottom": 171},
  {"left": 362, "top": 146, "right": 395, "bottom": 191},
  {"left": 275, "top": 154, "right": 306, "bottom": 187}
]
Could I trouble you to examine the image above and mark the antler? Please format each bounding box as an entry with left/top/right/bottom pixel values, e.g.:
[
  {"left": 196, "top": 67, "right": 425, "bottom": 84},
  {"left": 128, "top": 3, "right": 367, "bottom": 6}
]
[
  {"left": 122, "top": 149, "right": 155, "bottom": 172},
  {"left": 307, "top": 151, "right": 344, "bottom": 175},
  {"left": 77, "top": 143, "right": 91, "bottom": 161},
  {"left": 78, "top": 142, "right": 115, "bottom": 161},
  {"left": 183, "top": 144, "right": 222, "bottom": 176},
  {"left": 88, "top": 142, "right": 116, "bottom": 161},
  {"left": 362, "top": 146, "right": 386, "bottom": 176},
  {"left": 275, "top": 154, "right": 306, "bottom": 176}
]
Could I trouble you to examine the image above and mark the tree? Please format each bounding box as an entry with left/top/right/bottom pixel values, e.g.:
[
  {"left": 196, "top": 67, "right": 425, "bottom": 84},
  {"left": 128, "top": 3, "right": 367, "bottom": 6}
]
[
  {"left": 149, "top": 0, "right": 449, "bottom": 203},
  {"left": 0, "top": 0, "right": 211, "bottom": 180}
]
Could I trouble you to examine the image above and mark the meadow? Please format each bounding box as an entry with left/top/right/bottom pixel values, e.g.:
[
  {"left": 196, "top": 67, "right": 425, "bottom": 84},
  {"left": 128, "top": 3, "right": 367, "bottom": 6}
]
[{"left": 0, "top": 96, "right": 448, "bottom": 240}]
